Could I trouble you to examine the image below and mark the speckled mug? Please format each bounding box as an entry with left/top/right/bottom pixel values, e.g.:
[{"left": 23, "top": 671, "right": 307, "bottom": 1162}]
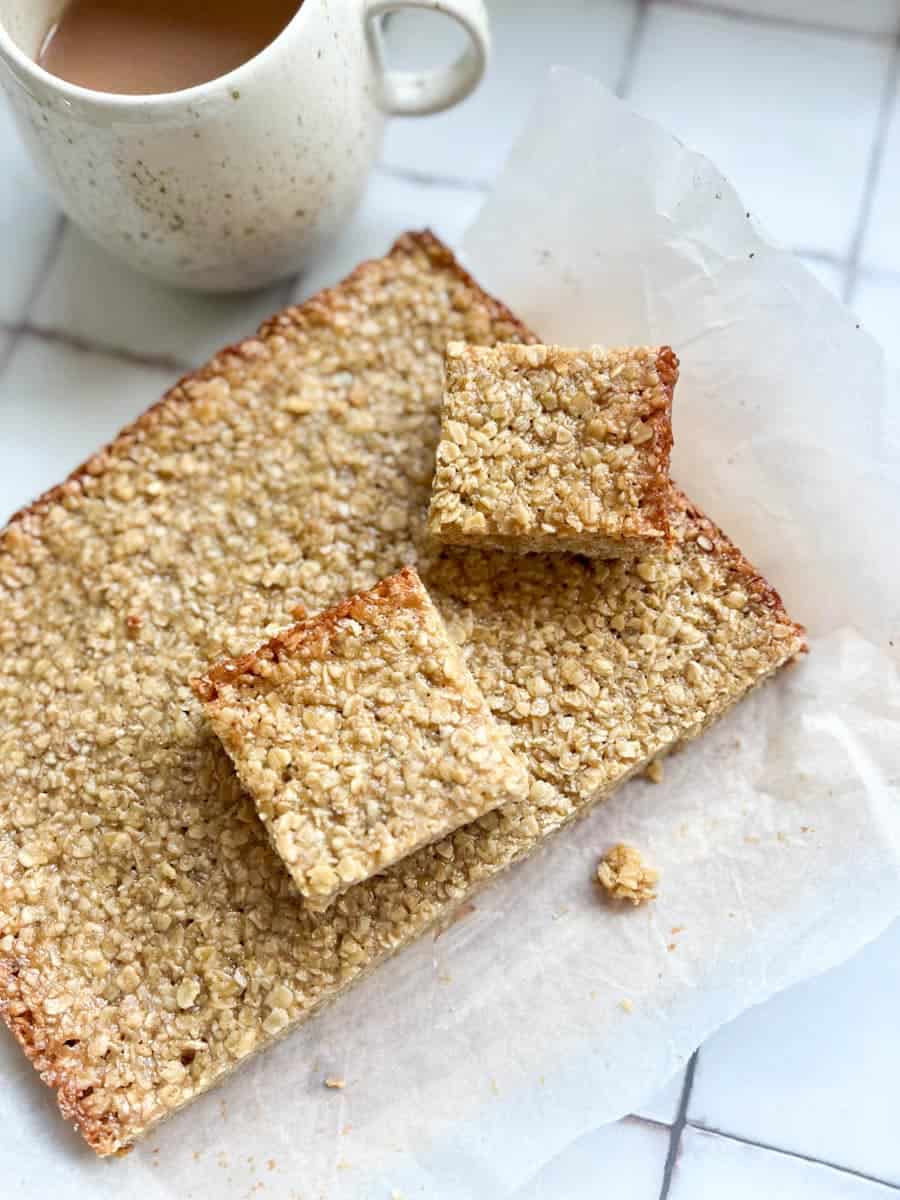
[{"left": 0, "top": 0, "right": 490, "bottom": 291}]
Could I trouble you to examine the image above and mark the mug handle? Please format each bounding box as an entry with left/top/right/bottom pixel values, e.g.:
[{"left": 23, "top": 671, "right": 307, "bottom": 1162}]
[{"left": 364, "top": 0, "right": 490, "bottom": 117}]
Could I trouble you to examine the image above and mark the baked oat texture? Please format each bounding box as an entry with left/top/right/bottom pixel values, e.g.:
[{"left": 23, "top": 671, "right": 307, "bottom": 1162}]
[
  {"left": 0, "top": 232, "right": 805, "bottom": 1156},
  {"left": 597, "top": 844, "right": 659, "bottom": 906},
  {"left": 427, "top": 341, "right": 677, "bottom": 556},
  {"left": 192, "top": 567, "right": 530, "bottom": 910}
]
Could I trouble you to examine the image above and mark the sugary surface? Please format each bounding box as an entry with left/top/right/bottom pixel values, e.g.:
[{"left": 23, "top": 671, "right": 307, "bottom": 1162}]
[
  {"left": 427, "top": 341, "right": 677, "bottom": 556},
  {"left": 0, "top": 233, "right": 804, "bottom": 1155},
  {"left": 193, "top": 567, "right": 530, "bottom": 910}
]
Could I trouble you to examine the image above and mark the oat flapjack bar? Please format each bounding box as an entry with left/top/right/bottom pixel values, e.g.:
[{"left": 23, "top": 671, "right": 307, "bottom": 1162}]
[
  {"left": 193, "top": 567, "right": 530, "bottom": 911},
  {"left": 428, "top": 341, "right": 676, "bottom": 556},
  {"left": 0, "top": 233, "right": 805, "bottom": 1155}
]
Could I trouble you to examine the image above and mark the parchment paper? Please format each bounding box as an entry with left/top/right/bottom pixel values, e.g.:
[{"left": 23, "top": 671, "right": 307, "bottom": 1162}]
[{"left": 3, "top": 70, "right": 900, "bottom": 1200}]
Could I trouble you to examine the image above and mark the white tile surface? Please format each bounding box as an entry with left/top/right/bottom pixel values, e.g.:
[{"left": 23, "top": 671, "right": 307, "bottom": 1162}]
[
  {"left": 380, "top": 0, "right": 637, "bottom": 184},
  {"left": 30, "top": 225, "right": 291, "bottom": 368},
  {"left": 627, "top": 5, "right": 892, "bottom": 256},
  {"left": 632, "top": 1066, "right": 688, "bottom": 1125},
  {"left": 688, "top": 920, "right": 900, "bottom": 1185},
  {"left": 0, "top": 336, "right": 175, "bottom": 524},
  {"left": 852, "top": 272, "right": 900, "bottom": 364},
  {"left": 671, "top": 1128, "right": 897, "bottom": 1199},
  {"left": 0, "top": 100, "right": 61, "bottom": 324},
  {"left": 862, "top": 86, "right": 900, "bottom": 274},
  {"left": 679, "top": 0, "right": 900, "bottom": 36},
  {"left": 293, "top": 168, "right": 484, "bottom": 302},
  {"left": 510, "top": 1118, "right": 669, "bottom": 1199}
]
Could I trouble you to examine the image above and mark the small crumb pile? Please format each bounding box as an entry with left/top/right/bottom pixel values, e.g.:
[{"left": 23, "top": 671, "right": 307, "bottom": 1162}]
[{"left": 596, "top": 843, "right": 659, "bottom": 905}]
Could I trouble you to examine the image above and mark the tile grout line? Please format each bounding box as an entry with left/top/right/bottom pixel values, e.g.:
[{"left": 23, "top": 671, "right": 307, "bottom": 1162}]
[
  {"left": 0, "top": 214, "right": 67, "bottom": 379},
  {"left": 0, "top": 320, "right": 196, "bottom": 376},
  {"left": 844, "top": 28, "right": 900, "bottom": 304},
  {"left": 375, "top": 161, "right": 491, "bottom": 193},
  {"left": 687, "top": 1122, "right": 900, "bottom": 1192},
  {"left": 792, "top": 246, "right": 849, "bottom": 268},
  {"left": 657, "top": 1051, "right": 698, "bottom": 1199},
  {"left": 616, "top": 0, "right": 651, "bottom": 98},
  {"left": 657, "top": 0, "right": 899, "bottom": 42},
  {"left": 791, "top": 250, "right": 900, "bottom": 289}
]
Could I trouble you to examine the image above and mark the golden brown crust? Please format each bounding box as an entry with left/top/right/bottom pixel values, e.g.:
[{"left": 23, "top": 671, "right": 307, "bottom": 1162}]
[
  {"left": 192, "top": 566, "right": 424, "bottom": 703},
  {"left": 646, "top": 346, "right": 678, "bottom": 539},
  {"left": 668, "top": 484, "right": 805, "bottom": 643}
]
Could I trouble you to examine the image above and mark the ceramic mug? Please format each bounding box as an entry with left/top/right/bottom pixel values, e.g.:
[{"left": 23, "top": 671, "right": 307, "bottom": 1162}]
[{"left": 0, "top": 0, "right": 490, "bottom": 291}]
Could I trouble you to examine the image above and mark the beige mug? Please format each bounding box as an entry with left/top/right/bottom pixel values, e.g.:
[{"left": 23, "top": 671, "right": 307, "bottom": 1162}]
[{"left": 0, "top": 0, "right": 490, "bottom": 291}]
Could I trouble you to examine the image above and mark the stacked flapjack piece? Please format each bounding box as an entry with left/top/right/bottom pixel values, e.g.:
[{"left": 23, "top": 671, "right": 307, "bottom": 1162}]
[{"left": 0, "top": 233, "right": 804, "bottom": 1156}]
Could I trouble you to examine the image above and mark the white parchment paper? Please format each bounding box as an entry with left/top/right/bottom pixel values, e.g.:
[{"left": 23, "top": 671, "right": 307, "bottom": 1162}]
[{"left": 3, "top": 71, "right": 900, "bottom": 1200}]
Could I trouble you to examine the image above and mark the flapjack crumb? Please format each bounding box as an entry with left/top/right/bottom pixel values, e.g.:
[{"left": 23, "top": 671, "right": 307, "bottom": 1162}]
[{"left": 597, "top": 844, "right": 659, "bottom": 905}]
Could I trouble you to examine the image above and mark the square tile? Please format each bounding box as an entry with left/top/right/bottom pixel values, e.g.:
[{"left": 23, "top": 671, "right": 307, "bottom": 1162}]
[
  {"left": 293, "top": 169, "right": 484, "bottom": 303},
  {"left": 688, "top": 919, "right": 900, "bottom": 1185},
  {"left": 863, "top": 87, "right": 900, "bottom": 273},
  {"left": 851, "top": 272, "right": 900, "bottom": 364},
  {"left": 511, "top": 1118, "right": 669, "bottom": 1199},
  {"left": 0, "top": 336, "right": 175, "bottom": 525},
  {"left": 671, "top": 1128, "right": 897, "bottom": 1199},
  {"left": 627, "top": 5, "right": 892, "bottom": 256},
  {"left": 0, "top": 99, "right": 61, "bottom": 324},
  {"left": 29, "top": 225, "right": 291, "bottom": 368},
  {"left": 681, "top": 0, "right": 900, "bottom": 36},
  {"left": 380, "top": 0, "right": 637, "bottom": 184}
]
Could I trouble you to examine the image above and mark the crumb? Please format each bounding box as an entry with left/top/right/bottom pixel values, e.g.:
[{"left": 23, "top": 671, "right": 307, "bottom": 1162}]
[
  {"left": 744, "top": 834, "right": 760, "bottom": 844},
  {"left": 267, "top": 1160, "right": 277, "bottom": 1171},
  {"left": 777, "top": 831, "right": 787, "bottom": 843},
  {"left": 596, "top": 843, "right": 658, "bottom": 905},
  {"left": 324, "top": 1076, "right": 346, "bottom": 1090},
  {"left": 644, "top": 758, "right": 664, "bottom": 784},
  {"left": 667, "top": 942, "right": 677, "bottom": 952},
  {"left": 670, "top": 925, "right": 684, "bottom": 935},
  {"left": 619, "top": 998, "right": 634, "bottom": 1013},
  {"left": 800, "top": 826, "right": 813, "bottom": 834}
]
